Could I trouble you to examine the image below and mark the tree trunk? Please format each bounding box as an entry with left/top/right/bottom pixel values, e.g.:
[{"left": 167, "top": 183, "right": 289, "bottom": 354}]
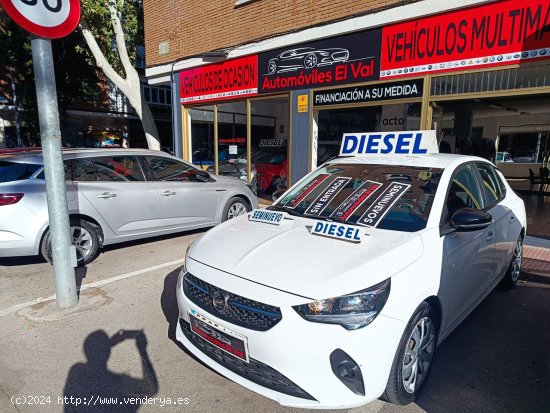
[{"left": 79, "top": 15, "right": 161, "bottom": 150}]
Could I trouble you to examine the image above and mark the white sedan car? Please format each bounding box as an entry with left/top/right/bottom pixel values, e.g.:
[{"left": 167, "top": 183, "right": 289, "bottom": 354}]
[{"left": 175, "top": 131, "right": 526, "bottom": 408}]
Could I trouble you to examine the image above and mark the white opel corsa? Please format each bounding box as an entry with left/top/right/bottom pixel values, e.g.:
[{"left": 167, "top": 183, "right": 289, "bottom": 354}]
[{"left": 175, "top": 131, "right": 526, "bottom": 408}]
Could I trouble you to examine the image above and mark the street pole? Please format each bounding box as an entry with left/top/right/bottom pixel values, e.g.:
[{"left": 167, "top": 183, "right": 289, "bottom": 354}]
[{"left": 31, "top": 34, "right": 77, "bottom": 309}]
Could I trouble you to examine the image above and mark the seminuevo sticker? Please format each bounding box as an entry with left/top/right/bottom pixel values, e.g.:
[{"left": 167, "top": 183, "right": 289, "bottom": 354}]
[{"left": 249, "top": 209, "right": 285, "bottom": 225}]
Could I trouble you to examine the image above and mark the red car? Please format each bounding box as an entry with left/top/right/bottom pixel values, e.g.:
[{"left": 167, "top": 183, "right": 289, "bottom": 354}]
[{"left": 254, "top": 150, "right": 287, "bottom": 193}]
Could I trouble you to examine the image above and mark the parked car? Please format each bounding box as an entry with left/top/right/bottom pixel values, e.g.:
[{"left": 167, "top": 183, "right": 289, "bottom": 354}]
[
  {"left": 206, "top": 154, "right": 258, "bottom": 193},
  {"left": 494, "top": 151, "right": 513, "bottom": 162},
  {"left": 208, "top": 148, "right": 287, "bottom": 194},
  {"left": 512, "top": 151, "right": 536, "bottom": 163},
  {"left": 175, "top": 131, "right": 526, "bottom": 408},
  {"left": 0, "top": 149, "right": 258, "bottom": 266}
]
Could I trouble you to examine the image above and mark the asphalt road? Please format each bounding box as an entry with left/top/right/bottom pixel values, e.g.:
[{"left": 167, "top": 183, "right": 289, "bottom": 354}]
[{"left": 0, "top": 230, "right": 549, "bottom": 413}]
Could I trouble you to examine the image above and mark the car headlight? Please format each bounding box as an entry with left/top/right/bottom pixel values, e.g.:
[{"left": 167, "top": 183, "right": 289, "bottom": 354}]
[
  {"left": 293, "top": 279, "right": 390, "bottom": 330},
  {"left": 180, "top": 239, "right": 197, "bottom": 276}
]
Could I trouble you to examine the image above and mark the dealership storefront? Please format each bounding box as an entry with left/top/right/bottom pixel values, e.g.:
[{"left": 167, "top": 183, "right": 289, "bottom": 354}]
[{"left": 176, "top": 0, "right": 550, "bottom": 196}]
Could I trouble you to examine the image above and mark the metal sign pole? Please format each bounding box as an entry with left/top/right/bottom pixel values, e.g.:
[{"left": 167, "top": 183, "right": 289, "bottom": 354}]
[{"left": 31, "top": 34, "right": 77, "bottom": 309}]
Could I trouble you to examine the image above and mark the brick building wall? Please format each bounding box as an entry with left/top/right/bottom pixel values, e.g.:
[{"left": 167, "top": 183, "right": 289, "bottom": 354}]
[{"left": 144, "top": 0, "right": 419, "bottom": 67}]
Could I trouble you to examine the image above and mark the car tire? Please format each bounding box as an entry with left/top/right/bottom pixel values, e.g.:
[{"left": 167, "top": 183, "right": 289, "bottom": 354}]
[
  {"left": 266, "top": 176, "right": 282, "bottom": 195},
  {"left": 499, "top": 235, "right": 523, "bottom": 290},
  {"left": 304, "top": 53, "right": 317, "bottom": 68},
  {"left": 222, "top": 197, "right": 250, "bottom": 221},
  {"left": 381, "top": 302, "right": 437, "bottom": 405},
  {"left": 268, "top": 60, "right": 277, "bottom": 74},
  {"left": 40, "top": 219, "right": 100, "bottom": 267}
]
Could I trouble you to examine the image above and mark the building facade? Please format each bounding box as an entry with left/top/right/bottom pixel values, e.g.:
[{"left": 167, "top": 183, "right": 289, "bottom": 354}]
[{"left": 144, "top": 0, "right": 550, "bottom": 196}]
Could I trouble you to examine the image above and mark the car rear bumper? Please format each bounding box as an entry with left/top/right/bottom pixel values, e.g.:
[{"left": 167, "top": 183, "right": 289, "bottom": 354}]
[{"left": 0, "top": 204, "right": 46, "bottom": 258}]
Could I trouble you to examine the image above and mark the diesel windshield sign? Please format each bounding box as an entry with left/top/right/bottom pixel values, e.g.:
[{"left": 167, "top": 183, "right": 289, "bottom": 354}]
[
  {"left": 259, "top": 29, "right": 382, "bottom": 94},
  {"left": 313, "top": 78, "right": 423, "bottom": 107}
]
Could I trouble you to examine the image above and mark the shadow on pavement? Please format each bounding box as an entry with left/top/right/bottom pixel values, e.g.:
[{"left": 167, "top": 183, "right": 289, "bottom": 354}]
[
  {"left": 63, "top": 330, "right": 158, "bottom": 413},
  {"left": 0, "top": 255, "right": 47, "bottom": 267},
  {"left": 160, "top": 268, "right": 224, "bottom": 375},
  {"left": 415, "top": 282, "right": 550, "bottom": 413}
]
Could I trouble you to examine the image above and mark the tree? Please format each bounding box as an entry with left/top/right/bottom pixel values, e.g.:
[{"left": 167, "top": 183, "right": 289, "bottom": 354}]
[{"left": 78, "top": 0, "right": 160, "bottom": 150}]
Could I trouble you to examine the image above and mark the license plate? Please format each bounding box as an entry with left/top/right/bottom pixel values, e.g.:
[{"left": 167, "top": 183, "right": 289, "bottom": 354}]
[{"left": 189, "top": 309, "right": 249, "bottom": 363}]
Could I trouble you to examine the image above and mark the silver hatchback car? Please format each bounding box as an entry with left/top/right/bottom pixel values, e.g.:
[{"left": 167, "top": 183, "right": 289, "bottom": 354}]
[{"left": 0, "top": 148, "right": 258, "bottom": 265}]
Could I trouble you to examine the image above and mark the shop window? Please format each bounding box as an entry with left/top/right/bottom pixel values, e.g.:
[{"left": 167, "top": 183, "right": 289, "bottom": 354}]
[
  {"left": 217, "top": 102, "right": 247, "bottom": 165},
  {"left": 316, "top": 103, "right": 421, "bottom": 166},
  {"left": 431, "top": 63, "right": 550, "bottom": 97},
  {"left": 250, "top": 97, "right": 289, "bottom": 194},
  {"left": 190, "top": 106, "right": 215, "bottom": 166}
]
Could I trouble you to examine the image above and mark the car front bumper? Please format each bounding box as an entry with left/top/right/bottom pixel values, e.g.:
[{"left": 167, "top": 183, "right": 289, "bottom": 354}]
[{"left": 175, "top": 262, "right": 406, "bottom": 409}]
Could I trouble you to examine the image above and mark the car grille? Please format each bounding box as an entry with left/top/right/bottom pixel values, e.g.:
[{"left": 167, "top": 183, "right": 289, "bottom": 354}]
[
  {"left": 180, "top": 319, "right": 316, "bottom": 401},
  {"left": 183, "top": 272, "right": 282, "bottom": 331}
]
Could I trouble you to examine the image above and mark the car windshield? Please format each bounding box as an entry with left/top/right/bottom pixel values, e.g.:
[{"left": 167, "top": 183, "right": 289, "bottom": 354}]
[
  {"left": 0, "top": 161, "right": 41, "bottom": 183},
  {"left": 252, "top": 149, "right": 286, "bottom": 164},
  {"left": 271, "top": 163, "right": 443, "bottom": 232}
]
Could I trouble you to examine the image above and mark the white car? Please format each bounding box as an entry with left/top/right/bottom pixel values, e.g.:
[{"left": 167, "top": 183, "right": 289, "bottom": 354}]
[{"left": 175, "top": 131, "right": 526, "bottom": 408}]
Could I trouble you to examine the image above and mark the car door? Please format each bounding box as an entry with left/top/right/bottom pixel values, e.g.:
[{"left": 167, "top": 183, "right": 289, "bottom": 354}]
[
  {"left": 475, "top": 162, "right": 513, "bottom": 280},
  {"left": 440, "top": 163, "right": 496, "bottom": 329},
  {"left": 144, "top": 156, "right": 218, "bottom": 229},
  {"left": 74, "top": 156, "right": 161, "bottom": 235}
]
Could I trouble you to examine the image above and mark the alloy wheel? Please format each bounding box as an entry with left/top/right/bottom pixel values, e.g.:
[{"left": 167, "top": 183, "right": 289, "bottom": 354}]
[
  {"left": 71, "top": 226, "right": 93, "bottom": 263},
  {"left": 510, "top": 239, "right": 523, "bottom": 283},
  {"left": 402, "top": 317, "right": 436, "bottom": 394},
  {"left": 227, "top": 202, "right": 247, "bottom": 219}
]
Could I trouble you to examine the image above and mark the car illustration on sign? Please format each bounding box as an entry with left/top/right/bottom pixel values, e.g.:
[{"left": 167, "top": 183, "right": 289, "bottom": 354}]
[
  {"left": 175, "top": 131, "right": 526, "bottom": 408},
  {"left": 267, "top": 47, "right": 349, "bottom": 74}
]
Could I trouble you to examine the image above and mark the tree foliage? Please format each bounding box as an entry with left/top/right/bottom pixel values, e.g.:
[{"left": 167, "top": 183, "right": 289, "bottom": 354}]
[{"left": 77, "top": 0, "right": 143, "bottom": 78}]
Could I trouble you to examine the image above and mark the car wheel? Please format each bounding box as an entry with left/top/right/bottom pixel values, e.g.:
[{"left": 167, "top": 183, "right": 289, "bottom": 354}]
[
  {"left": 222, "top": 198, "right": 250, "bottom": 221},
  {"left": 382, "top": 302, "right": 437, "bottom": 405},
  {"left": 304, "top": 53, "right": 318, "bottom": 68},
  {"left": 266, "top": 176, "right": 281, "bottom": 195},
  {"left": 268, "top": 60, "right": 277, "bottom": 74},
  {"left": 40, "top": 219, "right": 100, "bottom": 267},
  {"left": 500, "top": 236, "right": 523, "bottom": 290}
]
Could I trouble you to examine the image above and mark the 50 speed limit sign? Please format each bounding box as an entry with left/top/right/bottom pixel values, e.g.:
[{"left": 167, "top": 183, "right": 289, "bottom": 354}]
[{"left": 0, "top": 0, "right": 80, "bottom": 38}]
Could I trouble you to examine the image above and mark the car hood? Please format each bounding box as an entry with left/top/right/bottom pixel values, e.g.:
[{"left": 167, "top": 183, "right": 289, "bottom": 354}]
[{"left": 188, "top": 214, "right": 424, "bottom": 299}]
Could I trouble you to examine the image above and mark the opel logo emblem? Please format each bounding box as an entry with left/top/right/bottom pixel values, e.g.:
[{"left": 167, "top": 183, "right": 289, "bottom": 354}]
[{"left": 212, "top": 290, "right": 227, "bottom": 313}]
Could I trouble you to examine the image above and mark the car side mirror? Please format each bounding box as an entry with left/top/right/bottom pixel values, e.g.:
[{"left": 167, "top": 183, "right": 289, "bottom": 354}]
[
  {"left": 450, "top": 208, "right": 492, "bottom": 232},
  {"left": 196, "top": 170, "right": 211, "bottom": 182}
]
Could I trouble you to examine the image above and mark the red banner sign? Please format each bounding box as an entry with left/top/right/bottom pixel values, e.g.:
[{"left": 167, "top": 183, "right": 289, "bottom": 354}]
[
  {"left": 180, "top": 55, "right": 258, "bottom": 103},
  {"left": 381, "top": 0, "right": 550, "bottom": 79}
]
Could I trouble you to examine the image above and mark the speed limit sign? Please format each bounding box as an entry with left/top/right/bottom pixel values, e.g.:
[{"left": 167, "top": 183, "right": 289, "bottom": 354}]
[{"left": 0, "top": 0, "right": 81, "bottom": 38}]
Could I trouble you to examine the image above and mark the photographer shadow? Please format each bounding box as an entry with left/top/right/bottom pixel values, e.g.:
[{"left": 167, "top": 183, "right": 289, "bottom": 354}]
[{"left": 63, "top": 330, "right": 158, "bottom": 412}]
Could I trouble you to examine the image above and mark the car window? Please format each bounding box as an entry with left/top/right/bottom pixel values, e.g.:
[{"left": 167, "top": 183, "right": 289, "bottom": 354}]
[
  {"left": 274, "top": 163, "right": 443, "bottom": 232},
  {"left": 0, "top": 161, "right": 41, "bottom": 182},
  {"left": 476, "top": 163, "right": 504, "bottom": 205},
  {"left": 146, "top": 157, "right": 198, "bottom": 182},
  {"left": 445, "top": 164, "right": 484, "bottom": 220},
  {"left": 93, "top": 156, "right": 145, "bottom": 182},
  {"left": 72, "top": 158, "right": 98, "bottom": 182}
]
